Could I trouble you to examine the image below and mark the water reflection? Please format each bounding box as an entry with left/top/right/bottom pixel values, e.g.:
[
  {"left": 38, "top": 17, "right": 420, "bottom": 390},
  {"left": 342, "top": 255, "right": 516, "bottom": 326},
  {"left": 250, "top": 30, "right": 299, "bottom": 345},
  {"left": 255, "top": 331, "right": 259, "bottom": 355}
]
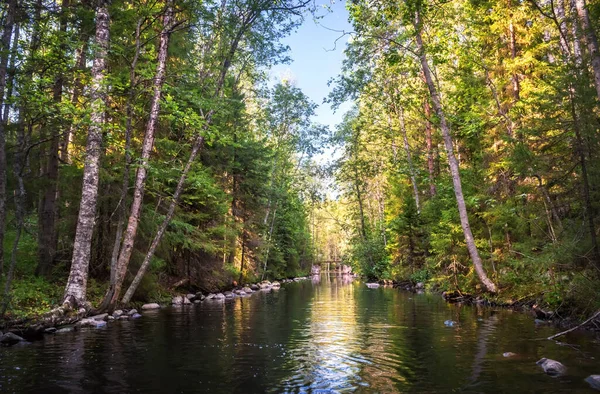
[{"left": 1, "top": 276, "right": 600, "bottom": 393}]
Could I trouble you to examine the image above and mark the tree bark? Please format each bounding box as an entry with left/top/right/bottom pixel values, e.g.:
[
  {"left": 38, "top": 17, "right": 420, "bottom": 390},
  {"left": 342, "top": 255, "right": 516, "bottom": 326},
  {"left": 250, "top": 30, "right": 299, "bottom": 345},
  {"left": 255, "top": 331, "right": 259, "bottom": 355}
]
[
  {"left": 424, "top": 98, "right": 437, "bottom": 196},
  {"left": 99, "top": 1, "right": 174, "bottom": 312},
  {"left": 63, "top": 0, "right": 110, "bottom": 308},
  {"left": 396, "top": 103, "right": 421, "bottom": 213},
  {"left": 0, "top": 0, "right": 17, "bottom": 275},
  {"left": 109, "top": 17, "right": 142, "bottom": 285},
  {"left": 574, "top": 0, "right": 600, "bottom": 102},
  {"left": 37, "top": 0, "right": 71, "bottom": 277},
  {"left": 413, "top": 10, "right": 498, "bottom": 293}
]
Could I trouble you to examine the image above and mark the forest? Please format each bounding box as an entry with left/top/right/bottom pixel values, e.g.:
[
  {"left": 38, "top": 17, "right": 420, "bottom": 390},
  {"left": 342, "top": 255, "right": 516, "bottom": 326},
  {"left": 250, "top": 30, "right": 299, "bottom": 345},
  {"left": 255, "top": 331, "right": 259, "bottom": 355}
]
[{"left": 1, "top": 0, "right": 600, "bottom": 321}]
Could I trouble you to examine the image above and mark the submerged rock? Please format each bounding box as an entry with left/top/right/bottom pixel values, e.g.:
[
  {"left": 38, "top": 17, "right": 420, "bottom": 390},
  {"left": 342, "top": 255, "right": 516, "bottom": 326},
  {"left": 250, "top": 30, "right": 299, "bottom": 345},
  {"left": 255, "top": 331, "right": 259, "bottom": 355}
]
[
  {"left": 130, "top": 313, "right": 142, "bottom": 319},
  {"left": 585, "top": 375, "right": 600, "bottom": 391},
  {"left": 503, "top": 352, "right": 517, "bottom": 358},
  {"left": 0, "top": 332, "right": 25, "bottom": 346},
  {"left": 141, "top": 303, "right": 160, "bottom": 310},
  {"left": 44, "top": 327, "right": 57, "bottom": 334},
  {"left": 366, "top": 283, "right": 380, "bottom": 289},
  {"left": 55, "top": 327, "right": 75, "bottom": 334},
  {"left": 536, "top": 358, "right": 567, "bottom": 376},
  {"left": 90, "top": 313, "right": 108, "bottom": 321},
  {"left": 444, "top": 320, "right": 457, "bottom": 327}
]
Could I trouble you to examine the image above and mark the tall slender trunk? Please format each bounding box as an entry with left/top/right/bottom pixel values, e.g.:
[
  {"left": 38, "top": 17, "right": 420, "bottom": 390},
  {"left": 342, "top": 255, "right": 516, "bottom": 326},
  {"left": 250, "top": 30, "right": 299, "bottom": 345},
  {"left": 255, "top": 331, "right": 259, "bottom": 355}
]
[
  {"left": 424, "top": 98, "right": 437, "bottom": 196},
  {"left": 396, "top": 103, "right": 421, "bottom": 213},
  {"left": 61, "top": 32, "right": 89, "bottom": 163},
  {"left": 99, "top": 1, "right": 173, "bottom": 312},
  {"left": 0, "top": 0, "right": 17, "bottom": 275},
  {"left": 37, "top": 0, "right": 71, "bottom": 277},
  {"left": 63, "top": 0, "right": 110, "bottom": 308},
  {"left": 0, "top": 118, "right": 27, "bottom": 316},
  {"left": 568, "top": 90, "right": 600, "bottom": 267},
  {"left": 413, "top": 10, "right": 497, "bottom": 293},
  {"left": 109, "top": 18, "right": 143, "bottom": 285},
  {"left": 574, "top": 0, "right": 600, "bottom": 102},
  {"left": 122, "top": 6, "right": 261, "bottom": 304}
]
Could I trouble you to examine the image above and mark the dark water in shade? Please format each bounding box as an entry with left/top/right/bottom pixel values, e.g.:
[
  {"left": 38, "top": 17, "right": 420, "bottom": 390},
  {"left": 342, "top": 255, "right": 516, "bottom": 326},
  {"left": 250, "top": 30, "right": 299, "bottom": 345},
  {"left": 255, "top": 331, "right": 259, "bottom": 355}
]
[{"left": 1, "top": 276, "right": 600, "bottom": 393}]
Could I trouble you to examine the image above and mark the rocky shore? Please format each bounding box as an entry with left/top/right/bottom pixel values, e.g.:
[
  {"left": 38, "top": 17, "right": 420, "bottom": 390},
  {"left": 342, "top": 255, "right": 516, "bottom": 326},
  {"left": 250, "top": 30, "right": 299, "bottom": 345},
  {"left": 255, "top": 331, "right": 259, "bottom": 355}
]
[{"left": 0, "top": 277, "right": 309, "bottom": 347}]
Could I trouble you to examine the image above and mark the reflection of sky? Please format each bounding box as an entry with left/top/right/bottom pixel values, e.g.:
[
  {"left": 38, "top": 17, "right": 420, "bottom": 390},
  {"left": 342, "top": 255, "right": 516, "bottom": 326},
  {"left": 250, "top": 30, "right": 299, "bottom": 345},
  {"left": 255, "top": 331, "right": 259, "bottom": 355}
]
[{"left": 280, "top": 276, "right": 368, "bottom": 392}]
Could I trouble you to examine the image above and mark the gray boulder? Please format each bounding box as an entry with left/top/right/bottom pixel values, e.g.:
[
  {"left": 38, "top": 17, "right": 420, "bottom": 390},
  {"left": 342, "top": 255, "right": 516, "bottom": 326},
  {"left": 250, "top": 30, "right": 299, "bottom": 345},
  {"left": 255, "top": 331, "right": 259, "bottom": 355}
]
[
  {"left": 250, "top": 284, "right": 260, "bottom": 291},
  {"left": 56, "top": 327, "right": 74, "bottom": 334},
  {"left": 585, "top": 375, "right": 600, "bottom": 391},
  {"left": 271, "top": 281, "right": 281, "bottom": 288},
  {"left": 224, "top": 291, "right": 234, "bottom": 298},
  {"left": 119, "top": 315, "right": 129, "bottom": 320},
  {"left": 205, "top": 293, "right": 215, "bottom": 300},
  {"left": 0, "top": 332, "right": 25, "bottom": 346},
  {"left": 214, "top": 293, "right": 225, "bottom": 300},
  {"left": 536, "top": 358, "right": 567, "bottom": 376},
  {"left": 127, "top": 309, "right": 138, "bottom": 316},
  {"left": 186, "top": 293, "right": 195, "bottom": 300},
  {"left": 107, "top": 315, "right": 115, "bottom": 321},
  {"left": 130, "top": 313, "right": 142, "bottom": 319},
  {"left": 44, "top": 327, "right": 57, "bottom": 334},
  {"left": 234, "top": 289, "right": 246, "bottom": 295},
  {"left": 78, "top": 318, "right": 107, "bottom": 328},
  {"left": 172, "top": 296, "right": 191, "bottom": 305},
  {"left": 242, "top": 287, "right": 253, "bottom": 293},
  {"left": 90, "top": 313, "right": 108, "bottom": 321},
  {"left": 141, "top": 303, "right": 160, "bottom": 310},
  {"left": 112, "top": 309, "right": 124, "bottom": 318}
]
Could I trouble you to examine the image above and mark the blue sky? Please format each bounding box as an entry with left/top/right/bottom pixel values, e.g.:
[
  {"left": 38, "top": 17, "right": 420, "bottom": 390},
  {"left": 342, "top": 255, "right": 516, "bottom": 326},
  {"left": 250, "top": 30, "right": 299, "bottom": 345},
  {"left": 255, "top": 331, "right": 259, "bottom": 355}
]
[{"left": 270, "top": 0, "right": 353, "bottom": 132}]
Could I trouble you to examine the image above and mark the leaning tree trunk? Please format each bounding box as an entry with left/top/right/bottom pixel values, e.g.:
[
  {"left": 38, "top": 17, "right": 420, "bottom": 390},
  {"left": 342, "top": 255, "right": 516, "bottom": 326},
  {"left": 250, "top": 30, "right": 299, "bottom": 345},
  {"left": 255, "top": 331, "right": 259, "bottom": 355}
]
[
  {"left": 0, "top": 0, "right": 17, "bottom": 275},
  {"left": 63, "top": 0, "right": 110, "bottom": 308},
  {"left": 99, "top": 1, "right": 174, "bottom": 312},
  {"left": 574, "top": 0, "right": 600, "bottom": 102},
  {"left": 122, "top": 6, "right": 257, "bottom": 304},
  {"left": 395, "top": 102, "right": 421, "bottom": 213},
  {"left": 413, "top": 9, "right": 498, "bottom": 293}
]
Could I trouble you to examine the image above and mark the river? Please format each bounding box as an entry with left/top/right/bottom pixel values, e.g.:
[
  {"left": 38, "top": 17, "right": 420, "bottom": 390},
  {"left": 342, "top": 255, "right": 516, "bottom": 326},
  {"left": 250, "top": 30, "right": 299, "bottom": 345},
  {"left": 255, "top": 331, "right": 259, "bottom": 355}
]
[{"left": 1, "top": 275, "right": 599, "bottom": 393}]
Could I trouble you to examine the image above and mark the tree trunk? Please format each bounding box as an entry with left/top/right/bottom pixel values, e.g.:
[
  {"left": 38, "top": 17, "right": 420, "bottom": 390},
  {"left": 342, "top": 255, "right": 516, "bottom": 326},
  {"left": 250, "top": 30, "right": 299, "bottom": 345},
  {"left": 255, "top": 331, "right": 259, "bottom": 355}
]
[
  {"left": 63, "top": 0, "right": 110, "bottom": 308},
  {"left": 99, "top": 1, "right": 174, "bottom": 312},
  {"left": 37, "top": 0, "right": 71, "bottom": 277},
  {"left": 109, "top": 17, "right": 142, "bottom": 285},
  {"left": 121, "top": 135, "right": 205, "bottom": 304},
  {"left": 424, "top": 98, "right": 437, "bottom": 196},
  {"left": 396, "top": 103, "right": 421, "bottom": 213},
  {"left": 0, "top": 0, "right": 17, "bottom": 275},
  {"left": 574, "top": 0, "right": 600, "bottom": 102},
  {"left": 413, "top": 10, "right": 498, "bottom": 293}
]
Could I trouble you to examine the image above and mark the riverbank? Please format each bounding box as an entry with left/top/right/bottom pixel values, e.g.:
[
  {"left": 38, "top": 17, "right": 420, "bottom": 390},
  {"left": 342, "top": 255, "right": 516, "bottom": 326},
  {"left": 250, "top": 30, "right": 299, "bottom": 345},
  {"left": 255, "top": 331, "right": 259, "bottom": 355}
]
[
  {"left": 0, "top": 277, "right": 309, "bottom": 346},
  {"left": 388, "top": 278, "right": 600, "bottom": 334}
]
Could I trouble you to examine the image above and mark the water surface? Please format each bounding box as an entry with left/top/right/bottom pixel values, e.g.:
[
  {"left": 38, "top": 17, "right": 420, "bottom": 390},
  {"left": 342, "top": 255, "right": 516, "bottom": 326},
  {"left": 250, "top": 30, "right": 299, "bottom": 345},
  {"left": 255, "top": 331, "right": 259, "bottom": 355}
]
[{"left": 1, "top": 275, "right": 599, "bottom": 393}]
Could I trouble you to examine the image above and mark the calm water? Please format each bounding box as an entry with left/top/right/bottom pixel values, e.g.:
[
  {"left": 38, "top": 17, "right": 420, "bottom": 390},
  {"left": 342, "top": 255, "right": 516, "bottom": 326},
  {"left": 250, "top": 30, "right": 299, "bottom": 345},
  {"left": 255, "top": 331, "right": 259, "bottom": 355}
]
[{"left": 1, "top": 275, "right": 599, "bottom": 393}]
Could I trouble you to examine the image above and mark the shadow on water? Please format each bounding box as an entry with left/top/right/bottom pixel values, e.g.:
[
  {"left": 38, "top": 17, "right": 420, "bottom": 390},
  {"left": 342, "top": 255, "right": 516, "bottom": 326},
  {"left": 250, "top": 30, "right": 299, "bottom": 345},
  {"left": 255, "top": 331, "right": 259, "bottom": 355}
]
[{"left": 1, "top": 274, "right": 599, "bottom": 393}]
